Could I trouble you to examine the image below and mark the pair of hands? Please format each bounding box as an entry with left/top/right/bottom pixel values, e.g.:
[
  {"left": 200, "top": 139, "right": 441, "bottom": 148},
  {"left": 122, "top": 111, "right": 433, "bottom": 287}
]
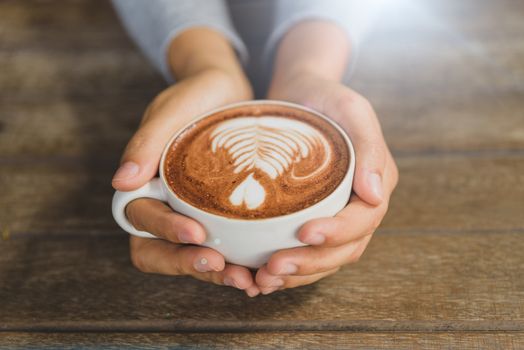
[{"left": 111, "top": 67, "right": 398, "bottom": 297}]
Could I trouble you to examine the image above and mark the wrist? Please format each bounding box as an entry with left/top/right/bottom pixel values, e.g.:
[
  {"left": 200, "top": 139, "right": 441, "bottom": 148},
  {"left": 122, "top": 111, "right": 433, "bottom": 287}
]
[
  {"left": 268, "top": 20, "right": 350, "bottom": 97},
  {"left": 268, "top": 68, "right": 330, "bottom": 102},
  {"left": 196, "top": 67, "right": 253, "bottom": 101},
  {"left": 167, "top": 27, "right": 252, "bottom": 99},
  {"left": 151, "top": 68, "right": 253, "bottom": 119}
]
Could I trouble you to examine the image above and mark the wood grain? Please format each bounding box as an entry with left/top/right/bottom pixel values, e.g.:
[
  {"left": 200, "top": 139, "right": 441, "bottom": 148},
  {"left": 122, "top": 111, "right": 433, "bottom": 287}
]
[
  {"left": 1, "top": 0, "right": 523, "bottom": 155},
  {"left": 1, "top": 332, "right": 524, "bottom": 349},
  {"left": 349, "top": 0, "right": 524, "bottom": 154},
  {"left": 0, "top": 51, "right": 164, "bottom": 100},
  {"left": 1, "top": 0, "right": 524, "bottom": 347},
  {"left": 2, "top": 84, "right": 523, "bottom": 158},
  {"left": 1, "top": 155, "right": 523, "bottom": 234},
  {"left": 0, "top": 0, "right": 130, "bottom": 51},
  {"left": 0, "top": 99, "right": 144, "bottom": 157},
  {"left": 1, "top": 232, "right": 523, "bottom": 330}
]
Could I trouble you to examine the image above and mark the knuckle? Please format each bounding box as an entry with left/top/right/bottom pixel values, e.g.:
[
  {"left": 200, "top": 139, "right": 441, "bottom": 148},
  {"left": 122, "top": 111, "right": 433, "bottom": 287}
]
[
  {"left": 370, "top": 215, "right": 384, "bottom": 232},
  {"left": 169, "top": 256, "right": 185, "bottom": 276},
  {"left": 380, "top": 201, "right": 390, "bottom": 217},
  {"left": 179, "top": 219, "right": 201, "bottom": 237},
  {"left": 338, "top": 90, "right": 372, "bottom": 114},
  {"left": 301, "top": 254, "right": 326, "bottom": 275},
  {"left": 130, "top": 250, "right": 148, "bottom": 273},
  {"left": 125, "top": 131, "right": 150, "bottom": 156},
  {"left": 158, "top": 214, "right": 179, "bottom": 241},
  {"left": 353, "top": 94, "right": 373, "bottom": 112},
  {"left": 144, "top": 87, "right": 176, "bottom": 119},
  {"left": 125, "top": 201, "right": 145, "bottom": 231},
  {"left": 279, "top": 277, "right": 298, "bottom": 290},
  {"left": 333, "top": 92, "right": 354, "bottom": 116},
  {"left": 266, "top": 251, "right": 290, "bottom": 274},
  {"left": 366, "top": 141, "right": 386, "bottom": 159},
  {"left": 255, "top": 272, "right": 265, "bottom": 286},
  {"left": 391, "top": 160, "right": 400, "bottom": 187},
  {"left": 349, "top": 251, "right": 363, "bottom": 264}
]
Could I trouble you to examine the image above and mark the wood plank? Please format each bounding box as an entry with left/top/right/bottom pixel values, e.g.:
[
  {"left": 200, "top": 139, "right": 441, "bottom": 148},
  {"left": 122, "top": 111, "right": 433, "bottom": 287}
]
[
  {"left": 1, "top": 1, "right": 523, "bottom": 154},
  {"left": 348, "top": 0, "right": 524, "bottom": 153},
  {"left": 2, "top": 63, "right": 523, "bottom": 156},
  {"left": 0, "top": 1, "right": 523, "bottom": 346},
  {"left": 2, "top": 70, "right": 522, "bottom": 157},
  {"left": 1, "top": 232, "right": 523, "bottom": 330},
  {"left": 1, "top": 155, "right": 523, "bottom": 234},
  {"left": 1, "top": 332, "right": 524, "bottom": 349},
  {"left": 0, "top": 0, "right": 131, "bottom": 50},
  {"left": 0, "top": 51, "right": 164, "bottom": 100},
  {"left": 381, "top": 154, "right": 524, "bottom": 230},
  {"left": 0, "top": 99, "right": 144, "bottom": 157}
]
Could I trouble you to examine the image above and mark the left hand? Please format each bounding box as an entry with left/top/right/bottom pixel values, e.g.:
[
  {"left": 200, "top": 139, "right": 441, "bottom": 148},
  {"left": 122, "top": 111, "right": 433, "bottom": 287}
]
[{"left": 254, "top": 73, "right": 399, "bottom": 295}]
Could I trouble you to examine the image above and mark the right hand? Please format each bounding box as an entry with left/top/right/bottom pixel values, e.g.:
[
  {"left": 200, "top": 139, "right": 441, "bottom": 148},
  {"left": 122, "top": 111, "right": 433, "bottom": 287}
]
[{"left": 111, "top": 68, "right": 261, "bottom": 297}]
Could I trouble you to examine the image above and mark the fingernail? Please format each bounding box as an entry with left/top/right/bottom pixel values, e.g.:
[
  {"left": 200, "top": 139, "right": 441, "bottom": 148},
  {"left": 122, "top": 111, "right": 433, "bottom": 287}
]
[
  {"left": 112, "top": 162, "right": 139, "bottom": 182},
  {"left": 267, "top": 278, "right": 284, "bottom": 288},
  {"left": 368, "top": 172, "right": 384, "bottom": 201},
  {"left": 278, "top": 263, "right": 298, "bottom": 275},
  {"left": 302, "top": 232, "right": 325, "bottom": 245},
  {"left": 223, "top": 277, "right": 239, "bottom": 289},
  {"left": 194, "top": 257, "right": 212, "bottom": 272},
  {"left": 261, "top": 286, "right": 279, "bottom": 295},
  {"left": 245, "top": 286, "right": 260, "bottom": 297},
  {"left": 178, "top": 231, "right": 198, "bottom": 244}
]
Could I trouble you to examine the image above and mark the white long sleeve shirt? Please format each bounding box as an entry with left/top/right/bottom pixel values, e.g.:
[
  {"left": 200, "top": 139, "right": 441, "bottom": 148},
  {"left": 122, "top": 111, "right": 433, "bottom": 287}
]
[{"left": 112, "top": 0, "right": 369, "bottom": 83}]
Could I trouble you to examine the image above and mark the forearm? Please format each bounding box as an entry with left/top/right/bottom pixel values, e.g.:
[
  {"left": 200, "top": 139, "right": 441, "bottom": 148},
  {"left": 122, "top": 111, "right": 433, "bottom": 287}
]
[
  {"left": 268, "top": 20, "right": 351, "bottom": 95},
  {"left": 167, "top": 28, "right": 252, "bottom": 99}
]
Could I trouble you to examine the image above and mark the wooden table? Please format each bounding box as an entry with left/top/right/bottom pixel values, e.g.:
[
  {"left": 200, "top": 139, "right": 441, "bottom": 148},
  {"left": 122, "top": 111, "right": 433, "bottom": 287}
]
[{"left": 1, "top": 0, "right": 523, "bottom": 348}]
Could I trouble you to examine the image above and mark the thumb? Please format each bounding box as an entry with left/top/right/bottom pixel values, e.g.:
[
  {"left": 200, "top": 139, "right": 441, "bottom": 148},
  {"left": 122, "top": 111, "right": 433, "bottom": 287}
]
[
  {"left": 327, "top": 92, "right": 386, "bottom": 206},
  {"left": 112, "top": 118, "right": 178, "bottom": 192},
  {"left": 352, "top": 139, "right": 386, "bottom": 206},
  {"left": 111, "top": 69, "right": 253, "bottom": 192}
]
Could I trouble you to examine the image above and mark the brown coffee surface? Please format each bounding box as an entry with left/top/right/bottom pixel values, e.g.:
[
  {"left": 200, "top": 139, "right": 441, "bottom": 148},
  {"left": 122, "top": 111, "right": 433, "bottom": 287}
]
[{"left": 164, "top": 103, "right": 350, "bottom": 219}]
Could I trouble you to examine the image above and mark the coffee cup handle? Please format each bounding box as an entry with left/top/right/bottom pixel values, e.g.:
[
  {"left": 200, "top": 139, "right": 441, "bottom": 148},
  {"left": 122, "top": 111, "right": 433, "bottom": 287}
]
[{"left": 112, "top": 178, "right": 167, "bottom": 239}]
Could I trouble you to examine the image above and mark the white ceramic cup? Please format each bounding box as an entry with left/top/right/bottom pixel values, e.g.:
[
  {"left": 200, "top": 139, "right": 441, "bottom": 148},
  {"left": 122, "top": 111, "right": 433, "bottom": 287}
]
[{"left": 112, "top": 100, "right": 355, "bottom": 268}]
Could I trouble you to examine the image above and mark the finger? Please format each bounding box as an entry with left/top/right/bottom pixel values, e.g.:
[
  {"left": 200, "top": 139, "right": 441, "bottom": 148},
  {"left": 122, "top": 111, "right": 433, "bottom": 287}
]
[
  {"left": 264, "top": 234, "right": 372, "bottom": 277},
  {"left": 299, "top": 150, "right": 398, "bottom": 247},
  {"left": 112, "top": 73, "right": 249, "bottom": 192},
  {"left": 257, "top": 266, "right": 341, "bottom": 295},
  {"left": 126, "top": 198, "right": 206, "bottom": 244},
  {"left": 130, "top": 235, "right": 225, "bottom": 275},
  {"left": 298, "top": 195, "right": 385, "bottom": 247},
  {"left": 326, "top": 91, "right": 387, "bottom": 206},
  {"left": 111, "top": 81, "right": 203, "bottom": 191},
  {"left": 193, "top": 263, "right": 257, "bottom": 291},
  {"left": 130, "top": 236, "right": 257, "bottom": 291},
  {"left": 111, "top": 116, "right": 186, "bottom": 192},
  {"left": 245, "top": 284, "right": 261, "bottom": 298}
]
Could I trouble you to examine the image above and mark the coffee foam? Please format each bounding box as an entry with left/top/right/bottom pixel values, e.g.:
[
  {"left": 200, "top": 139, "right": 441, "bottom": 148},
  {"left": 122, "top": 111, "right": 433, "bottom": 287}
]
[
  {"left": 210, "top": 116, "right": 332, "bottom": 209},
  {"left": 164, "top": 104, "right": 350, "bottom": 219}
]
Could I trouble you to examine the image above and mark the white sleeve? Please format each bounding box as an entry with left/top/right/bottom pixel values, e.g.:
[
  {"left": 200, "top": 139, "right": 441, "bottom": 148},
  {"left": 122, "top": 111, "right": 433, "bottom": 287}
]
[
  {"left": 112, "top": 0, "right": 248, "bottom": 83},
  {"left": 264, "top": 0, "right": 381, "bottom": 79}
]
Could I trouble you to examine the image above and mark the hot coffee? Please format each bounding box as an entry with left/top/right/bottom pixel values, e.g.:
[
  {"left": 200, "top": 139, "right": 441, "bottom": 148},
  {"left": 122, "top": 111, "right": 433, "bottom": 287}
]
[{"left": 164, "top": 103, "right": 350, "bottom": 219}]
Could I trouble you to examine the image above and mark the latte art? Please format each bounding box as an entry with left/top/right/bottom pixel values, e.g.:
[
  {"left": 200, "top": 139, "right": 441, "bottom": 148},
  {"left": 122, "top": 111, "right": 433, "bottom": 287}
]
[
  {"left": 164, "top": 104, "right": 350, "bottom": 219},
  {"left": 210, "top": 117, "right": 332, "bottom": 210}
]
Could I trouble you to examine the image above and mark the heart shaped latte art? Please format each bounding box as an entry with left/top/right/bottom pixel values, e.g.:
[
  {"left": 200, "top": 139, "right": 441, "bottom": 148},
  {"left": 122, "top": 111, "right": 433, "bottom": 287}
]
[{"left": 210, "top": 116, "right": 331, "bottom": 210}]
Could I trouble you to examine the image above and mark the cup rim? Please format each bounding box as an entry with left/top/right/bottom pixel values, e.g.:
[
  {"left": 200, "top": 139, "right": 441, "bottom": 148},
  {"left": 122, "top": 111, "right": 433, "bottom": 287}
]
[{"left": 159, "top": 99, "right": 356, "bottom": 223}]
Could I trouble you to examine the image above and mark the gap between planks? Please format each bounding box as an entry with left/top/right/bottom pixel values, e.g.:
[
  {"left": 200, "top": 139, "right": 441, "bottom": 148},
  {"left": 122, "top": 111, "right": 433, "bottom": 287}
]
[{"left": 1, "top": 320, "right": 524, "bottom": 333}]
